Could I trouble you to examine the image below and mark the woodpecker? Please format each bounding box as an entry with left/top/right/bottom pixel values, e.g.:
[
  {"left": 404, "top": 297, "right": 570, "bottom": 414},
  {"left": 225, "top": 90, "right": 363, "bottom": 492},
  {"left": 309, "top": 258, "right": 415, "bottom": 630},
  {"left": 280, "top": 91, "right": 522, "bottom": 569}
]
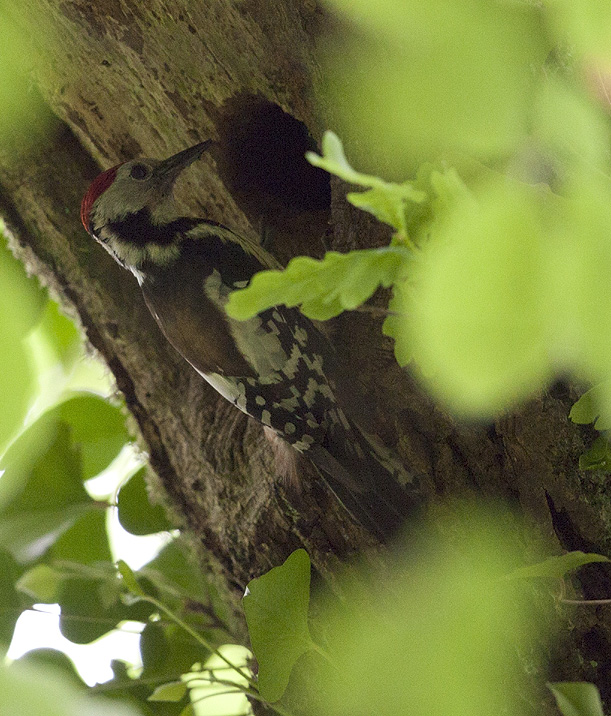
[{"left": 80, "top": 140, "right": 415, "bottom": 539}]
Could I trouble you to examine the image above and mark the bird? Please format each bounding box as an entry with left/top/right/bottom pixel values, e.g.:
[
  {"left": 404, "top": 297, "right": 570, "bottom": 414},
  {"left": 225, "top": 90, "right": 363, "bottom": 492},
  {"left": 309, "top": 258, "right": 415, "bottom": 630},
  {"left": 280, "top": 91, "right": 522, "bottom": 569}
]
[{"left": 80, "top": 140, "right": 416, "bottom": 539}]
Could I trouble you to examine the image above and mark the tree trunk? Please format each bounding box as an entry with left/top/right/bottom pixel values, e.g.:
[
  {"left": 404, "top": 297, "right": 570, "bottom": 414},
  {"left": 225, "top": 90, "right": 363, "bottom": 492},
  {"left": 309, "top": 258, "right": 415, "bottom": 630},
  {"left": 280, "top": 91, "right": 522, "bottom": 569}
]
[{"left": 1, "top": 0, "right": 609, "bottom": 695}]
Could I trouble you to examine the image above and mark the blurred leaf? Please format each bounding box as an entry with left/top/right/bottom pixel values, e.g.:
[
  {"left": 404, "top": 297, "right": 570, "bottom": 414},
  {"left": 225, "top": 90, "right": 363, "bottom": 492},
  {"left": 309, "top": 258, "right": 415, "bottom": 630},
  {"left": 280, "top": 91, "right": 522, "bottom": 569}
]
[
  {"left": 395, "top": 166, "right": 611, "bottom": 418},
  {"left": 17, "top": 563, "right": 65, "bottom": 603},
  {"left": 227, "top": 247, "right": 410, "bottom": 321},
  {"left": 118, "top": 468, "right": 174, "bottom": 536},
  {"left": 0, "top": 412, "right": 88, "bottom": 511},
  {"left": 0, "top": 549, "right": 24, "bottom": 650},
  {"left": 0, "top": 330, "right": 34, "bottom": 458},
  {"left": 243, "top": 549, "right": 312, "bottom": 702},
  {"left": 504, "top": 552, "right": 609, "bottom": 581},
  {"left": 560, "top": 174, "right": 611, "bottom": 382},
  {"left": 319, "top": 507, "right": 547, "bottom": 716},
  {"left": 0, "top": 237, "right": 47, "bottom": 331},
  {"left": 0, "top": 409, "right": 101, "bottom": 561},
  {"left": 0, "top": 14, "right": 53, "bottom": 148},
  {"left": 148, "top": 682, "right": 188, "bottom": 703},
  {"left": 306, "top": 131, "right": 425, "bottom": 234},
  {"left": 534, "top": 78, "right": 610, "bottom": 174},
  {"left": 0, "top": 504, "right": 94, "bottom": 563},
  {"left": 579, "top": 436, "right": 611, "bottom": 471},
  {"left": 58, "top": 394, "right": 129, "bottom": 480},
  {"left": 548, "top": 682, "right": 605, "bottom": 716},
  {"left": 34, "top": 300, "right": 83, "bottom": 371},
  {"left": 0, "top": 659, "right": 143, "bottom": 716},
  {"left": 321, "top": 0, "right": 548, "bottom": 169},
  {"left": 408, "top": 177, "right": 552, "bottom": 416},
  {"left": 382, "top": 167, "right": 473, "bottom": 367},
  {"left": 0, "top": 238, "right": 45, "bottom": 454},
  {"left": 546, "top": 0, "right": 611, "bottom": 62},
  {"left": 16, "top": 648, "right": 85, "bottom": 692},
  {"left": 94, "top": 666, "right": 170, "bottom": 716}
]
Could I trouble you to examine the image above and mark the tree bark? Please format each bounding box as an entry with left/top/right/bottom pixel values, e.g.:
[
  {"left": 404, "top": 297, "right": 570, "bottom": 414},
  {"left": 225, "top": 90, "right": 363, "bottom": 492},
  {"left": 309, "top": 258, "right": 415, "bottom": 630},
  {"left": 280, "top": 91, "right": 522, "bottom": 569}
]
[{"left": 1, "top": 0, "right": 610, "bottom": 696}]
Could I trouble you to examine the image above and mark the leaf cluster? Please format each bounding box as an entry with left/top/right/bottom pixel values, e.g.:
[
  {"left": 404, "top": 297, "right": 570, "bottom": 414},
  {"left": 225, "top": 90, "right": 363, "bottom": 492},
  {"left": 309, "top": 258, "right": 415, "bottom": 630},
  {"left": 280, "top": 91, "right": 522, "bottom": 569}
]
[
  {"left": 0, "top": 238, "right": 238, "bottom": 715},
  {"left": 228, "top": 2, "right": 611, "bottom": 423},
  {"left": 238, "top": 515, "right": 610, "bottom": 716}
]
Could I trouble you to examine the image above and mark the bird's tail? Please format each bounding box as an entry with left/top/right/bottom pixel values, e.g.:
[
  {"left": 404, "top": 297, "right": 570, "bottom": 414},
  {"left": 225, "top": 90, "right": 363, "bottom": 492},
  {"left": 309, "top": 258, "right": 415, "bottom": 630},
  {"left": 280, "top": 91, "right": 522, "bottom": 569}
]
[{"left": 307, "top": 411, "right": 421, "bottom": 540}]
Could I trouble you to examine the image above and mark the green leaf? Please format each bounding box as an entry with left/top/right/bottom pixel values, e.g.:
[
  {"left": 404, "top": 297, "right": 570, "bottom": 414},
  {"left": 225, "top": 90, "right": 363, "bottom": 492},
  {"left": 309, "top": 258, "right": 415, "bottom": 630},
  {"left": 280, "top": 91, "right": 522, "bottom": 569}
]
[
  {"left": 227, "top": 247, "right": 410, "bottom": 322},
  {"left": 58, "top": 394, "right": 129, "bottom": 480},
  {"left": 504, "top": 552, "right": 609, "bottom": 581},
  {"left": 570, "top": 383, "right": 611, "bottom": 431},
  {"left": 16, "top": 564, "right": 65, "bottom": 603},
  {"left": 118, "top": 468, "right": 174, "bottom": 535},
  {"left": 402, "top": 165, "right": 474, "bottom": 248},
  {"left": 409, "top": 177, "right": 552, "bottom": 417},
  {"left": 50, "top": 507, "right": 112, "bottom": 564},
  {"left": 140, "top": 622, "right": 169, "bottom": 673},
  {"left": 0, "top": 415, "right": 85, "bottom": 510},
  {"left": 148, "top": 681, "right": 188, "bottom": 703},
  {"left": 142, "top": 623, "right": 211, "bottom": 683},
  {"left": 579, "top": 436, "right": 611, "bottom": 472},
  {"left": 59, "top": 575, "right": 122, "bottom": 644},
  {"left": 306, "top": 131, "right": 424, "bottom": 235},
  {"left": 548, "top": 682, "right": 605, "bottom": 716},
  {"left": 243, "top": 548, "right": 313, "bottom": 702},
  {"left": 0, "top": 235, "right": 48, "bottom": 454}
]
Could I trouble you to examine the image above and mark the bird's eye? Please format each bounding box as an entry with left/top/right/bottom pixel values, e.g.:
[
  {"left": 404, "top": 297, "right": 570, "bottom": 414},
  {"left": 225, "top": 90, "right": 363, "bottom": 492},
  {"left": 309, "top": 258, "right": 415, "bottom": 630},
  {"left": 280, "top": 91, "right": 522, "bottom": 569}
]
[{"left": 130, "top": 163, "right": 150, "bottom": 180}]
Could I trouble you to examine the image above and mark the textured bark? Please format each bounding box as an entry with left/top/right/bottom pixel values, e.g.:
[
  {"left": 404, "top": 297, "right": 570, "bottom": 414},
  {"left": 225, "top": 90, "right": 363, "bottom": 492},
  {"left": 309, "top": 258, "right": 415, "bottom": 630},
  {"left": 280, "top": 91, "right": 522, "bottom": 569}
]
[{"left": 1, "top": 0, "right": 610, "bottom": 699}]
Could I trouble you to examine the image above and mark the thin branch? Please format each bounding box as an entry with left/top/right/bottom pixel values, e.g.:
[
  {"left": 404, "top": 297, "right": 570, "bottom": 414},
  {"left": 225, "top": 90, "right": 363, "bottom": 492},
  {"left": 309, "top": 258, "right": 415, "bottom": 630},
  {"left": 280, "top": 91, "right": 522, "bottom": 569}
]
[{"left": 559, "top": 597, "right": 611, "bottom": 606}]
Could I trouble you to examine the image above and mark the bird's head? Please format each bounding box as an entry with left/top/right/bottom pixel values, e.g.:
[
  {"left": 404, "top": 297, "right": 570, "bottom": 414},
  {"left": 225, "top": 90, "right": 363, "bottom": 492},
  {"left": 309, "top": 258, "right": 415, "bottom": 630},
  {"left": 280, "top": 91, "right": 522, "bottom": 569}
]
[{"left": 80, "top": 140, "right": 212, "bottom": 271}]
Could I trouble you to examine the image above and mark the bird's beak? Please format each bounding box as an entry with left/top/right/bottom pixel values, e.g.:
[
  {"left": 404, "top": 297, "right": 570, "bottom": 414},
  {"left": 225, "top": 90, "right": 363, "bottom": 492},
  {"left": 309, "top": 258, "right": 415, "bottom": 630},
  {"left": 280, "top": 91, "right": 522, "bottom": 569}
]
[{"left": 154, "top": 140, "right": 212, "bottom": 183}]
